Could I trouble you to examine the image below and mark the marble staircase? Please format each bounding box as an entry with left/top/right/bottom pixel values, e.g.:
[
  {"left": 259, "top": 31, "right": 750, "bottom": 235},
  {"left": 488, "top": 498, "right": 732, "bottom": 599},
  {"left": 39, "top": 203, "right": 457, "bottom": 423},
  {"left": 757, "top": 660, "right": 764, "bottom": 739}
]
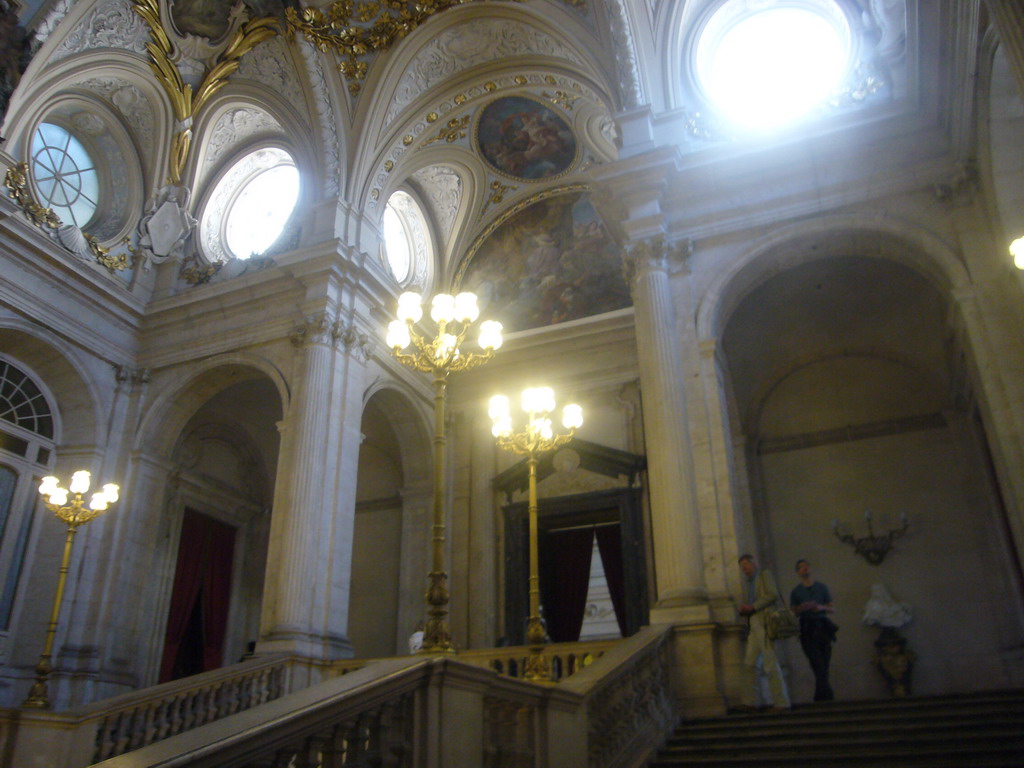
[{"left": 648, "top": 690, "right": 1024, "bottom": 767}]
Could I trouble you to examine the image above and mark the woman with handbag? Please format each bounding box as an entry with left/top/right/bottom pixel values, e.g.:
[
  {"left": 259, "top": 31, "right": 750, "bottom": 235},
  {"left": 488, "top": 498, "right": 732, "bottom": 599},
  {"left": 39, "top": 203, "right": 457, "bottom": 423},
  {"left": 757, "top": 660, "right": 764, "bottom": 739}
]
[{"left": 738, "top": 554, "right": 792, "bottom": 712}]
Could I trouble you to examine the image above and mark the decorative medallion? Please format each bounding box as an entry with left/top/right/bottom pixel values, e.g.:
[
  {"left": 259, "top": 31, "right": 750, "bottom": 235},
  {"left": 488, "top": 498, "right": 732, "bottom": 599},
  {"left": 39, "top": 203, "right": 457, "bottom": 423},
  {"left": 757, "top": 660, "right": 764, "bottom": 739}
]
[
  {"left": 475, "top": 95, "right": 577, "bottom": 182},
  {"left": 458, "top": 192, "right": 630, "bottom": 332}
]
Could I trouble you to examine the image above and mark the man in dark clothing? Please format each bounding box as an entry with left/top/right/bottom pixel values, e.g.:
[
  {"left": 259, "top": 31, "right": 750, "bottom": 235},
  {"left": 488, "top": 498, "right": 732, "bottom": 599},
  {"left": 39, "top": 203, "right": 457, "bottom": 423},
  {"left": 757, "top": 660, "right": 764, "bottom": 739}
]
[{"left": 790, "top": 559, "right": 836, "bottom": 701}]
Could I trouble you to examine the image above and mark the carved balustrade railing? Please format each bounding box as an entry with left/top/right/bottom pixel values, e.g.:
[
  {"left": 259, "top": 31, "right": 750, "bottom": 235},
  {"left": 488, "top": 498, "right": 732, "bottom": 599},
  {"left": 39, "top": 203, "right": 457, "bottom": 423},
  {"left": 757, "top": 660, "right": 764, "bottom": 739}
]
[
  {"left": 87, "top": 656, "right": 552, "bottom": 768},
  {"left": 561, "top": 625, "right": 677, "bottom": 768},
  {"left": 0, "top": 655, "right": 294, "bottom": 768},
  {"left": 3, "top": 631, "right": 677, "bottom": 768},
  {"left": 87, "top": 656, "right": 290, "bottom": 762},
  {"left": 328, "top": 637, "right": 620, "bottom": 682}
]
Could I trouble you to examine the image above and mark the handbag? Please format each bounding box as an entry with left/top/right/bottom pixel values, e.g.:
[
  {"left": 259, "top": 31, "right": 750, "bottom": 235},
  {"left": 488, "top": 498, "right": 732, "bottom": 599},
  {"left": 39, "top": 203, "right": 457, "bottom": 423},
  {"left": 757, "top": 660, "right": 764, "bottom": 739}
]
[{"left": 766, "top": 590, "right": 800, "bottom": 641}]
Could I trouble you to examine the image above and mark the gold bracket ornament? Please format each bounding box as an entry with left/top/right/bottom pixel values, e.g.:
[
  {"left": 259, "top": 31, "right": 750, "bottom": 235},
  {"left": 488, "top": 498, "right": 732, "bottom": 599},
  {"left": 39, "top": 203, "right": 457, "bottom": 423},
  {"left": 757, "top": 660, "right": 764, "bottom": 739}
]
[
  {"left": 131, "top": 0, "right": 279, "bottom": 184},
  {"left": 4, "top": 164, "right": 133, "bottom": 272},
  {"left": 286, "top": 0, "right": 523, "bottom": 94}
]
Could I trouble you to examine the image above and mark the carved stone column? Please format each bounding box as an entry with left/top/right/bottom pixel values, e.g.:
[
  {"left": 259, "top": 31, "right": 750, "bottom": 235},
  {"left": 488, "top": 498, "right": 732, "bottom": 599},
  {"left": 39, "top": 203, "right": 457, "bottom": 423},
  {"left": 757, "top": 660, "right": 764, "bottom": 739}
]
[
  {"left": 625, "top": 237, "right": 709, "bottom": 621},
  {"left": 985, "top": 0, "right": 1024, "bottom": 99},
  {"left": 259, "top": 313, "right": 367, "bottom": 659}
]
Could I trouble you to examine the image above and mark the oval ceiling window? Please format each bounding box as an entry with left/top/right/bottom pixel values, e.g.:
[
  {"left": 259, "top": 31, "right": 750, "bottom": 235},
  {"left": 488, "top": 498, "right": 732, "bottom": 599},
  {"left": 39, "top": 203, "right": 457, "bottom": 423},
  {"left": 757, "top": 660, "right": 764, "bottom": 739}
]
[
  {"left": 30, "top": 122, "right": 99, "bottom": 227},
  {"left": 695, "top": 0, "right": 852, "bottom": 132},
  {"left": 382, "top": 190, "right": 430, "bottom": 285},
  {"left": 202, "top": 147, "right": 300, "bottom": 261}
]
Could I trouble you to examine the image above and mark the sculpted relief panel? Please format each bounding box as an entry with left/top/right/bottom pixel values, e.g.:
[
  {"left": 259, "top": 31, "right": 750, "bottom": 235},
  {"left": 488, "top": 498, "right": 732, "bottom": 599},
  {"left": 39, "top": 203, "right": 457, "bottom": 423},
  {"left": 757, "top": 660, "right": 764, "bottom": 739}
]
[
  {"left": 385, "top": 18, "right": 583, "bottom": 128},
  {"left": 411, "top": 164, "right": 462, "bottom": 244},
  {"left": 53, "top": 0, "right": 151, "bottom": 62}
]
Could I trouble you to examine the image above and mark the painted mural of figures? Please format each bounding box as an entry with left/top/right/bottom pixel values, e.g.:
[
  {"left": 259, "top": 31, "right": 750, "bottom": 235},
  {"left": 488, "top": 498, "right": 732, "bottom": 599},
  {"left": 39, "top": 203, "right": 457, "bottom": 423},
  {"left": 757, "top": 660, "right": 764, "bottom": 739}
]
[
  {"left": 170, "top": 0, "right": 297, "bottom": 40},
  {"left": 462, "top": 193, "right": 631, "bottom": 332},
  {"left": 477, "top": 96, "right": 577, "bottom": 180}
]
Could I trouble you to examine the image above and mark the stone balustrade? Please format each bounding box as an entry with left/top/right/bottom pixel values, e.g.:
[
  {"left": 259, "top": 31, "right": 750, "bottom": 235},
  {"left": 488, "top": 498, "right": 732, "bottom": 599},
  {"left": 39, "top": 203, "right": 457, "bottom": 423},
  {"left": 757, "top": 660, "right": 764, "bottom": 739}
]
[{"left": 0, "top": 627, "right": 676, "bottom": 768}]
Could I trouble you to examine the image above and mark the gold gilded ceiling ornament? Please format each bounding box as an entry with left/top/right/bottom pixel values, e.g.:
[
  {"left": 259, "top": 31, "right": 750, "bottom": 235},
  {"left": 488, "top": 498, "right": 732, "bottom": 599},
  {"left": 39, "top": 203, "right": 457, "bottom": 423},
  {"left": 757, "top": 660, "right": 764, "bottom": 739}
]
[
  {"left": 543, "top": 90, "right": 578, "bottom": 110},
  {"left": 481, "top": 179, "right": 517, "bottom": 215},
  {"left": 422, "top": 115, "right": 470, "bottom": 146},
  {"left": 4, "top": 164, "right": 131, "bottom": 272},
  {"left": 285, "top": 0, "right": 522, "bottom": 94},
  {"left": 131, "top": 0, "right": 279, "bottom": 184}
]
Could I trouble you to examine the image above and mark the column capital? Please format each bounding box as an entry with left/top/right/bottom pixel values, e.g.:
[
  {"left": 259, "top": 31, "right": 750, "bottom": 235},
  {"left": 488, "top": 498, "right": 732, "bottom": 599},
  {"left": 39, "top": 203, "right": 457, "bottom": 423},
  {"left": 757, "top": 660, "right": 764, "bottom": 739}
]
[
  {"left": 623, "top": 236, "right": 693, "bottom": 286},
  {"left": 289, "top": 313, "right": 373, "bottom": 361},
  {"left": 290, "top": 312, "right": 342, "bottom": 349}
]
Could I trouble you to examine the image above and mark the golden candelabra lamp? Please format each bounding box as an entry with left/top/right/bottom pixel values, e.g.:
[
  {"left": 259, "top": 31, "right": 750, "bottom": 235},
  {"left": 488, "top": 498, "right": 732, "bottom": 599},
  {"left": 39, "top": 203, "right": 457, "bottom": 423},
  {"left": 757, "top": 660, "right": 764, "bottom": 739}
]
[
  {"left": 489, "top": 387, "right": 583, "bottom": 682},
  {"left": 23, "top": 471, "right": 119, "bottom": 709},
  {"left": 386, "top": 291, "right": 503, "bottom": 652}
]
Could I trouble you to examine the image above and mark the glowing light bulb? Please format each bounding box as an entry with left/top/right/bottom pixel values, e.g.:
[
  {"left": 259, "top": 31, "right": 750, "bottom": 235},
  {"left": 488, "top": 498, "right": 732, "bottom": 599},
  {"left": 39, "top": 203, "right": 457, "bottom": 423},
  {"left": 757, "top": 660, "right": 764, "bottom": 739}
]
[{"left": 70, "top": 471, "right": 91, "bottom": 494}]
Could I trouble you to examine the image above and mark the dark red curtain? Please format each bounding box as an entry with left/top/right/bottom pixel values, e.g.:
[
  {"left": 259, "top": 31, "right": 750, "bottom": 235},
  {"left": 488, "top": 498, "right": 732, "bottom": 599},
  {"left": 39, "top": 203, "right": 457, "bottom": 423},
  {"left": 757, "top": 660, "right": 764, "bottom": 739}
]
[
  {"left": 201, "top": 516, "right": 236, "bottom": 671},
  {"left": 159, "top": 510, "right": 236, "bottom": 682},
  {"left": 539, "top": 528, "right": 594, "bottom": 643},
  {"left": 596, "top": 524, "right": 628, "bottom": 636}
]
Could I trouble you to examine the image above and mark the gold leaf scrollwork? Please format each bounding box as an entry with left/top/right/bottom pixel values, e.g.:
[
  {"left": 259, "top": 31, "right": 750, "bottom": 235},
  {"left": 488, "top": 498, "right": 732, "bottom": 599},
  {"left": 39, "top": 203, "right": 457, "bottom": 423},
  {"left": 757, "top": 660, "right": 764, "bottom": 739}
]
[
  {"left": 180, "top": 260, "right": 223, "bottom": 285},
  {"left": 422, "top": 115, "right": 470, "bottom": 147},
  {"left": 481, "top": 179, "right": 517, "bottom": 215},
  {"left": 286, "top": 0, "right": 522, "bottom": 92},
  {"left": 130, "top": 0, "right": 279, "bottom": 184},
  {"left": 5, "top": 163, "right": 132, "bottom": 272}
]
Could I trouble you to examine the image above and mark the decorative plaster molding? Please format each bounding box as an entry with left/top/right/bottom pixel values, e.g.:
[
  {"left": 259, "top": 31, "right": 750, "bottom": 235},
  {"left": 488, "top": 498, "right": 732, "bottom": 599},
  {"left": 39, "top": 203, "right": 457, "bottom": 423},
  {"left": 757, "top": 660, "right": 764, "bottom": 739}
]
[
  {"left": 622, "top": 236, "right": 692, "bottom": 285},
  {"left": 289, "top": 314, "right": 371, "bottom": 361},
  {"left": 52, "top": 0, "right": 150, "bottom": 62},
  {"left": 3, "top": 162, "right": 133, "bottom": 272},
  {"left": 32, "top": 0, "right": 75, "bottom": 45},
  {"left": 138, "top": 183, "right": 197, "bottom": 266},
  {"left": 80, "top": 77, "right": 157, "bottom": 150},
  {"left": 235, "top": 36, "right": 307, "bottom": 126},
  {"left": 384, "top": 18, "right": 582, "bottom": 128},
  {"left": 411, "top": 164, "right": 462, "bottom": 244},
  {"left": 603, "top": 0, "right": 644, "bottom": 110},
  {"left": 203, "top": 107, "right": 282, "bottom": 172},
  {"left": 113, "top": 364, "right": 151, "bottom": 389},
  {"left": 298, "top": 39, "right": 340, "bottom": 198}
]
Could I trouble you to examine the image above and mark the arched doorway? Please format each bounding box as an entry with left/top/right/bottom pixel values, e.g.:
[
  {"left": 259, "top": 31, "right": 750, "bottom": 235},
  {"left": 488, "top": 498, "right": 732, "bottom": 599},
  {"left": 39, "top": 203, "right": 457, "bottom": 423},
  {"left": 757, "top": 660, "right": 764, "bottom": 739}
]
[
  {"left": 153, "top": 369, "right": 281, "bottom": 682},
  {"left": 720, "top": 253, "right": 1023, "bottom": 698},
  {"left": 350, "top": 389, "right": 431, "bottom": 658}
]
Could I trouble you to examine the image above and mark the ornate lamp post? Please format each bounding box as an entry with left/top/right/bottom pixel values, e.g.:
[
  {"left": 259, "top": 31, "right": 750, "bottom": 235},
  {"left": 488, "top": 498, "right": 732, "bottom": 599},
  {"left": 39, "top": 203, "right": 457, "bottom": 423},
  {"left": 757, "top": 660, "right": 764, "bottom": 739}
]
[
  {"left": 23, "top": 471, "right": 119, "bottom": 709},
  {"left": 387, "top": 291, "right": 503, "bottom": 652},
  {"left": 489, "top": 387, "right": 582, "bottom": 682}
]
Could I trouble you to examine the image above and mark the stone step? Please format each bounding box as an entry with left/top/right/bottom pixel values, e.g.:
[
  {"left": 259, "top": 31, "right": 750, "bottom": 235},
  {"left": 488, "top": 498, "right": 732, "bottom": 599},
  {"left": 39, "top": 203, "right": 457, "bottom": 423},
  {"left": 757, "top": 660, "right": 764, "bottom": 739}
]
[
  {"left": 672, "top": 708, "right": 1024, "bottom": 736},
  {"left": 649, "top": 691, "right": 1024, "bottom": 768},
  {"left": 665, "top": 716, "right": 1024, "bottom": 745},
  {"left": 662, "top": 727, "right": 1024, "bottom": 754}
]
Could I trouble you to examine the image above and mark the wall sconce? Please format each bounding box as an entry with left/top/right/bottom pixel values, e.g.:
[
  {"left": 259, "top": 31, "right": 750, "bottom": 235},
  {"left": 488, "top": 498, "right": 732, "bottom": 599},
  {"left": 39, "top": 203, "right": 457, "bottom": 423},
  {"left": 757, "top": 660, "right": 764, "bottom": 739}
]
[{"left": 832, "top": 511, "right": 908, "bottom": 565}]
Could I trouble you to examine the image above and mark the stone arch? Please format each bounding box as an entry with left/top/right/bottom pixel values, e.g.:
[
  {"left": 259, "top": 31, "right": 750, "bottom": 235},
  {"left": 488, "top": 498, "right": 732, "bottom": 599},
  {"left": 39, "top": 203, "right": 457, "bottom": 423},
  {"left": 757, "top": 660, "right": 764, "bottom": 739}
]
[
  {"left": 0, "top": 321, "right": 103, "bottom": 449},
  {"left": 135, "top": 352, "right": 289, "bottom": 461},
  {"left": 696, "top": 214, "right": 970, "bottom": 342},
  {"left": 349, "top": 381, "right": 433, "bottom": 657}
]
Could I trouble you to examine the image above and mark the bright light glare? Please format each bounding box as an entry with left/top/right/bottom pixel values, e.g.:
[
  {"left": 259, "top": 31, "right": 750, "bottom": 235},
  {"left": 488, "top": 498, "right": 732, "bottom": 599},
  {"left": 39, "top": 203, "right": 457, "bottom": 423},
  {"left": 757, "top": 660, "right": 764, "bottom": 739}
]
[
  {"left": 383, "top": 200, "right": 412, "bottom": 282},
  {"left": 226, "top": 165, "right": 300, "bottom": 259},
  {"left": 700, "top": 6, "right": 850, "bottom": 132},
  {"left": 1011, "top": 236, "right": 1024, "bottom": 270}
]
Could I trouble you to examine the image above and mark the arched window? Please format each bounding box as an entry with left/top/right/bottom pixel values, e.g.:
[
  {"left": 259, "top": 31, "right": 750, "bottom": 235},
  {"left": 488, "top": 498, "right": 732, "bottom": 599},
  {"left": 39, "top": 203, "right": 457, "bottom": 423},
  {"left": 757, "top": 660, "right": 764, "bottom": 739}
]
[
  {"left": 0, "top": 359, "right": 56, "bottom": 634},
  {"left": 382, "top": 190, "right": 431, "bottom": 287},
  {"left": 201, "top": 147, "right": 300, "bottom": 262},
  {"left": 694, "top": 0, "right": 853, "bottom": 132},
  {"left": 30, "top": 122, "right": 99, "bottom": 227}
]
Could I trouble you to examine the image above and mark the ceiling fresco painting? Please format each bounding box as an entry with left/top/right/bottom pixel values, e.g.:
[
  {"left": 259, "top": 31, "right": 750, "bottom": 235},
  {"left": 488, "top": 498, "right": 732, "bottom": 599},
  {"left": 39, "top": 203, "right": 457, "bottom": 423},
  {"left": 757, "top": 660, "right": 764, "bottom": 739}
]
[
  {"left": 460, "top": 192, "right": 631, "bottom": 333},
  {"left": 476, "top": 95, "right": 578, "bottom": 181}
]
